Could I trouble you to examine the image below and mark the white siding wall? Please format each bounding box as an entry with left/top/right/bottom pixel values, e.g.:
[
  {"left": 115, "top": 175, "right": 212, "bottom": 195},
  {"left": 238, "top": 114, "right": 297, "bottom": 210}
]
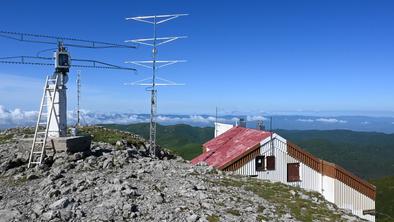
[
  {"left": 214, "top": 122, "right": 234, "bottom": 138},
  {"left": 334, "top": 180, "right": 375, "bottom": 221},
  {"left": 322, "top": 175, "right": 335, "bottom": 203},
  {"left": 234, "top": 134, "right": 375, "bottom": 221},
  {"left": 286, "top": 155, "right": 322, "bottom": 193},
  {"left": 235, "top": 135, "right": 321, "bottom": 193}
]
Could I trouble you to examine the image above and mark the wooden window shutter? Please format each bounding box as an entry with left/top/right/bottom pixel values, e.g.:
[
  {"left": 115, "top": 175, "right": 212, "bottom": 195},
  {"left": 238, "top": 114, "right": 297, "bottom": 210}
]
[
  {"left": 255, "top": 155, "right": 265, "bottom": 171},
  {"left": 266, "top": 156, "right": 275, "bottom": 170},
  {"left": 287, "top": 163, "right": 300, "bottom": 182}
]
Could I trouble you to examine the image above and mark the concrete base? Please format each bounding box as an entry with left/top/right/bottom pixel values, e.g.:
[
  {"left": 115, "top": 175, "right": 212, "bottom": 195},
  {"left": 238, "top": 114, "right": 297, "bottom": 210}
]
[
  {"left": 48, "top": 136, "right": 91, "bottom": 153},
  {"left": 19, "top": 136, "right": 91, "bottom": 153}
]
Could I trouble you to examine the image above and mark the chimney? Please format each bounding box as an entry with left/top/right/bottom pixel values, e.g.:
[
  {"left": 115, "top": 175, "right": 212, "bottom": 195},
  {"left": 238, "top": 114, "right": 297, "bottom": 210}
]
[
  {"left": 257, "top": 120, "right": 265, "bottom": 131},
  {"left": 239, "top": 117, "right": 246, "bottom": 128}
]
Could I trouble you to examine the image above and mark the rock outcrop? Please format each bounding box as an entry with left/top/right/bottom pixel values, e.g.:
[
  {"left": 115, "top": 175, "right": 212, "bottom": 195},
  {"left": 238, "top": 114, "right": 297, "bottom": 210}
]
[{"left": 0, "top": 127, "right": 366, "bottom": 221}]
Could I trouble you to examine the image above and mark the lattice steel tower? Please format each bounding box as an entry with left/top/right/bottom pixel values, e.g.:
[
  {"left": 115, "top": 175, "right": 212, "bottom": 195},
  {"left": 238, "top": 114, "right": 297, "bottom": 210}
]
[{"left": 125, "top": 14, "right": 187, "bottom": 155}]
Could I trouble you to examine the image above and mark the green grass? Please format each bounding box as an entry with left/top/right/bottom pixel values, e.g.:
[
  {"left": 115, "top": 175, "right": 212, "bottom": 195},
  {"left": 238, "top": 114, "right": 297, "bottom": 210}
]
[
  {"left": 78, "top": 126, "right": 145, "bottom": 147},
  {"left": 219, "top": 177, "right": 344, "bottom": 221},
  {"left": 0, "top": 134, "right": 13, "bottom": 144},
  {"left": 206, "top": 215, "right": 220, "bottom": 222},
  {"left": 226, "top": 208, "right": 241, "bottom": 216}
]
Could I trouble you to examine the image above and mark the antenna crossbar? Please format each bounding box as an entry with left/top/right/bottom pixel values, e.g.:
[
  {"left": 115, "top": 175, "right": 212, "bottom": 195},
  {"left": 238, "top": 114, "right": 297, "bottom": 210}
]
[
  {"left": 0, "top": 55, "right": 136, "bottom": 71},
  {"left": 125, "top": 36, "right": 187, "bottom": 47},
  {"left": 126, "top": 14, "right": 188, "bottom": 24},
  {"left": 0, "top": 30, "right": 136, "bottom": 49},
  {"left": 125, "top": 76, "right": 185, "bottom": 86},
  {"left": 125, "top": 60, "right": 186, "bottom": 69}
]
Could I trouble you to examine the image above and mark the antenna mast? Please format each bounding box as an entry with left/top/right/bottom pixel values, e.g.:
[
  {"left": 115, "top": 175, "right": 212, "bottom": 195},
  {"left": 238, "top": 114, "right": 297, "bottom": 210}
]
[
  {"left": 76, "top": 70, "right": 81, "bottom": 127},
  {"left": 215, "top": 107, "right": 218, "bottom": 137},
  {"left": 125, "top": 14, "right": 187, "bottom": 155}
]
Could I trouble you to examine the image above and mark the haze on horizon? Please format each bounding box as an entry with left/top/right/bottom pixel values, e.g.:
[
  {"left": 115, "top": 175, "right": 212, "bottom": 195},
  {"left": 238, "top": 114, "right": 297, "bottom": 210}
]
[{"left": 0, "top": 0, "right": 393, "bottom": 116}]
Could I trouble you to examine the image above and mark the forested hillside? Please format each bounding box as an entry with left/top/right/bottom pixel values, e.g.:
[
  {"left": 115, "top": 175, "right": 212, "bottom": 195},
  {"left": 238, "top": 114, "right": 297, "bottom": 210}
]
[{"left": 369, "top": 176, "right": 394, "bottom": 221}]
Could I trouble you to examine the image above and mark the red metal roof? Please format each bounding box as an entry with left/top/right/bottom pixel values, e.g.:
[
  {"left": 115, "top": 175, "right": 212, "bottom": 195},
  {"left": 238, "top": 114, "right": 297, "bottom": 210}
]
[{"left": 191, "top": 126, "right": 272, "bottom": 169}]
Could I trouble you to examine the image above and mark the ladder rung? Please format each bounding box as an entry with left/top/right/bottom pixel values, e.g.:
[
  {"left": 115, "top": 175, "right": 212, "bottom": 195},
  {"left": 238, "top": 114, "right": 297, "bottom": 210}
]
[
  {"left": 34, "top": 141, "right": 44, "bottom": 144},
  {"left": 32, "top": 151, "right": 42, "bottom": 154},
  {"left": 30, "top": 162, "right": 41, "bottom": 164},
  {"left": 37, "top": 132, "right": 46, "bottom": 134}
]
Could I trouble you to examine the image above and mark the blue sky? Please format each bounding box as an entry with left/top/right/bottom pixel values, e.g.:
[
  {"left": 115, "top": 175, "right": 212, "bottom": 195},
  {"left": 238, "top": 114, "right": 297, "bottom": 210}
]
[{"left": 0, "top": 0, "right": 394, "bottom": 115}]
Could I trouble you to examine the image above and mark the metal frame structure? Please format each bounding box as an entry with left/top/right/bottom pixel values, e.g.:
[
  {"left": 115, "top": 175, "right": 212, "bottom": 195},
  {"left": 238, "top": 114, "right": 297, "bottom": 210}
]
[{"left": 125, "top": 14, "right": 187, "bottom": 155}]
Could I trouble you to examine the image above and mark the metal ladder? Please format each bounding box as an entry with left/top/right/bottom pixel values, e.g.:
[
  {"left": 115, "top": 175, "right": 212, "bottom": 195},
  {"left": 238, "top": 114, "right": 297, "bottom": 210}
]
[{"left": 28, "top": 75, "right": 59, "bottom": 168}]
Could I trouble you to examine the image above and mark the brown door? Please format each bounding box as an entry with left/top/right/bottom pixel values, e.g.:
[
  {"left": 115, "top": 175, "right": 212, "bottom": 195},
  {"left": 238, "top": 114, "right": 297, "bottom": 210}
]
[{"left": 287, "top": 163, "right": 300, "bottom": 182}]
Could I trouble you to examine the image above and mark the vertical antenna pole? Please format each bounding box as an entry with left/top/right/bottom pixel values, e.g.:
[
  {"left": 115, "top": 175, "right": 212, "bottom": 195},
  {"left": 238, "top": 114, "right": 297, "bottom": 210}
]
[
  {"left": 270, "top": 116, "right": 274, "bottom": 155},
  {"left": 76, "top": 70, "right": 81, "bottom": 127},
  {"left": 125, "top": 14, "right": 188, "bottom": 157},
  {"left": 149, "top": 16, "right": 158, "bottom": 155},
  {"left": 215, "top": 107, "right": 218, "bottom": 137}
]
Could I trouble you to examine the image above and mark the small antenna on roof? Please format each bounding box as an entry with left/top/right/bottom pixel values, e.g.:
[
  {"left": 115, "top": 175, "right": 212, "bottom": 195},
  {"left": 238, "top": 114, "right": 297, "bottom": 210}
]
[
  {"left": 270, "top": 116, "right": 274, "bottom": 155},
  {"left": 215, "top": 107, "right": 218, "bottom": 137}
]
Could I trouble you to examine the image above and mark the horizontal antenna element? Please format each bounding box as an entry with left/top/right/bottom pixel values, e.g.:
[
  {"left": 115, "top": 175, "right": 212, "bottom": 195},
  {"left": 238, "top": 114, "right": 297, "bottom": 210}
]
[
  {"left": 0, "top": 55, "right": 136, "bottom": 71},
  {"left": 0, "top": 30, "right": 136, "bottom": 49},
  {"left": 125, "top": 60, "right": 186, "bottom": 69},
  {"left": 126, "top": 14, "right": 188, "bottom": 24},
  {"left": 125, "top": 36, "right": 187, "bottom": 47},
  {"left": 125, "top": 77, "right": 185, "bottom": 87}
]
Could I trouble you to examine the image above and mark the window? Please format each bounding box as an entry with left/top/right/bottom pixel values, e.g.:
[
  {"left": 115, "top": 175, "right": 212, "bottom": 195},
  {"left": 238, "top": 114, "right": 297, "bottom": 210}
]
[
  {"left": 287, "top": 163, "right": 300, "bottom": 182},
  {"left": 255, "top": 155, "right": 265, "bottom": 171},
  {"left": 266, "top": 156, "right": 275, "bottom": 170}
]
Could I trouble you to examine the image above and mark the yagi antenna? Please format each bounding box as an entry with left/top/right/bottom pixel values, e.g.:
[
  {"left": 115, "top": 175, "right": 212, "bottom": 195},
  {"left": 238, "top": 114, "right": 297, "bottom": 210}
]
[
  {"left": 0, "top": 30, "right": 136, "bottom": 49},
  {"left": 125, "top": 13, "right": 187, "bottom": 155}
]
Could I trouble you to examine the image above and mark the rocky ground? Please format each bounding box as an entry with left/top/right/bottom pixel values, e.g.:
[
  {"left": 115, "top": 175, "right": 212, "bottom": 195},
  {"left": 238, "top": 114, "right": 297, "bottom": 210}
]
[{"left": 0, "top": 127, "right": 366, "bottom": 222}]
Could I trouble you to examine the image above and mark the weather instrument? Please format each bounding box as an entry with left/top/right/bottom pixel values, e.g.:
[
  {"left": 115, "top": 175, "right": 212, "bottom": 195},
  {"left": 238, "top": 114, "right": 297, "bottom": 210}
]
[
  {"left": 0, "top": 30, "right": 136, "bottom": 167},
  {"left": 125, "top": 14, "right": 187, "bottom": 155}
]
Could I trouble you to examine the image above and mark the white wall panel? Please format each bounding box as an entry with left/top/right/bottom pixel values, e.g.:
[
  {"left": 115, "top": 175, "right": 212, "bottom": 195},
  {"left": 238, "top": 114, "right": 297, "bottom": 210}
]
[{"left": 334, "top": 180, "right": 375, "bottom": 221}]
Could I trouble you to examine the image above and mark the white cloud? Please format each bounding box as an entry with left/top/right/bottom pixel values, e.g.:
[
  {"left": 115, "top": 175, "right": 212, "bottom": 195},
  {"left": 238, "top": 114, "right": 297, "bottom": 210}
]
[
  {"left": 246, "top": 115, "right": 267, "bottom": 121},
  {"left": 296, "top": 118, "right": 314, "bottom": 123},
  {"left": 0, "top": 105, "right": 38, "bottom": 127},
  {"left": 361, "top": 121, "right": 369, "bottom": 125},
  {"left": 0, "top": 105, "right": 233, "bottom": 128},
  {"left": 316, "top": 118, "right": 347, "bottom": 124}
]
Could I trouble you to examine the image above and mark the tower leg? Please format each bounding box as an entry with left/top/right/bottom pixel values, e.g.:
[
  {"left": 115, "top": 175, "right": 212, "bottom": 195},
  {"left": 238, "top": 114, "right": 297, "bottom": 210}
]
[{"left": 47, "top": 73, "right": 67, "bottom": 137}]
